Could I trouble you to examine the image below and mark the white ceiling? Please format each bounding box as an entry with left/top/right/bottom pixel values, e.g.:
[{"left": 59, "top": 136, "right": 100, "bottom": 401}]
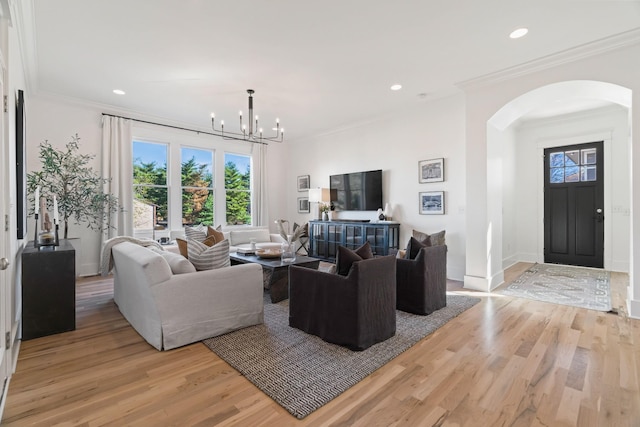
[{"left": 28, "top": 0, "right": 640, "bottom": 141}]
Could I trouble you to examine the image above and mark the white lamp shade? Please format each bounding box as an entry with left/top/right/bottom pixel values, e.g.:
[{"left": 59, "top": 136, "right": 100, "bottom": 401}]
[{"left": 308, "top": 188, "right": 331, "bottom": 203}]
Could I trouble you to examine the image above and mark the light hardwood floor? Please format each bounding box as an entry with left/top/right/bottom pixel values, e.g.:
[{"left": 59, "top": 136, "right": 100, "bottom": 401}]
[{"left": 3, "top": 264, "right": 639, "bottom": 426}]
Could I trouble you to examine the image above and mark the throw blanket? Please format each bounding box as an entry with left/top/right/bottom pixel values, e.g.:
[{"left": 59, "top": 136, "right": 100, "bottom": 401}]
[{"left": 100, "top": 236, "right": 163, "bottom": 276}]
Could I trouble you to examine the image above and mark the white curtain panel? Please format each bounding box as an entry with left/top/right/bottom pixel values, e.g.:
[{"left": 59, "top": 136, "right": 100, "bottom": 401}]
[
  {"left": 101, "top": 115, "right": 133, "bottom": 246},
  {"left": 253, "top": 143, "right": 269, "bottom": 227}
]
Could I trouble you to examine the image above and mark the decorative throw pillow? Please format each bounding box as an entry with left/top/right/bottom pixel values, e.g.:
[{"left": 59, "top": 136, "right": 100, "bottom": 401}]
[
  {"left": 187, "top": 239, "right": 230, "bottom": 271},
  {"left": 405, "top": 236, "right": 428, "bottom": 260},
  {"left": 176, "top": 238, "right": 189, "bottom": 258},
  {"left": 177, "top": 236, "right": 216, "bottom": 258},
  {"left": 207, "top": 225, "right": 225, "bottom": 244},
  {"left": 185, "top": 225, "right": 208, "bottom": 242},
  {"left": 335, "top": 242, "right": 374, "bottom": 276},
  {"left": 412, "top": 229, "right": 446, "bottom": 246},
  {"left": 185, "top": 224, "right": 225, "bottom": 244}
]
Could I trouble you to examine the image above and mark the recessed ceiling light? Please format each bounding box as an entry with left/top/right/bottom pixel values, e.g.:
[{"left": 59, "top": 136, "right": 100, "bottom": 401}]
[
  {"left": 390, "top": 84, "right": 402, "bottom": 91},
  {"left": 509, "top": 28, "right": 528, "bottom": 39},
  {"left": 113, "top": 89, "right": 126, "bottom": 95}
]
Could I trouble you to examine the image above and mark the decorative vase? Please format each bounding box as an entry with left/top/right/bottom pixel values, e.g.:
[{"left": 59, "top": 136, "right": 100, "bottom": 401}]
[
  {"left": 282, "top": 241, "right": 296, "bottom": 263},
  {"left": 322, "top": 212, "right": 329, "bottom": 221}
]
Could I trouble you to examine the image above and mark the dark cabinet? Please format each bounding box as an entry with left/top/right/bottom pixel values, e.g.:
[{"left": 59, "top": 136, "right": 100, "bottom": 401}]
[
  {"left": 22, "top": 240, "right": 76, "bottom": 340},
  {"left": 309, "top": 220, "right": 400, "bottom": 261}
]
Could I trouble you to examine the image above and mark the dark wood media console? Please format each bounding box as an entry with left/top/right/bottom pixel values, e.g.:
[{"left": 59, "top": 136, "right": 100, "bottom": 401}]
[{"left": 308, "top": 220, "right": 400, "bottom": 262}]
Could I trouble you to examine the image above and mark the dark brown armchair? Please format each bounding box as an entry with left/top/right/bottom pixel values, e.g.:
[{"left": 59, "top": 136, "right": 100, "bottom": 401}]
[
  {"left": 288, "top": 255, "right": 396, "bottom": 351},
  {"left": 396, "top": 245, "right": 447, "bottom": 315}
]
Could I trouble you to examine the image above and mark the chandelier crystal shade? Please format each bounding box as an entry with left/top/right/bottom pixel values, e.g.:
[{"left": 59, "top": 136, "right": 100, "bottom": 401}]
[{"left": 210, "top": 89, "right": 284, "bottom": 144}]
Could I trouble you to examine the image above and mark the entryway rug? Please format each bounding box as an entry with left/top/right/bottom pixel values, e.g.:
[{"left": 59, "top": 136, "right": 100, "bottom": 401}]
[
  {"left": 202, "top": 294, "right": 481, "bottom": 419},
  {"left": 498, "top": 263, "right": 611, "bottom": 312}
]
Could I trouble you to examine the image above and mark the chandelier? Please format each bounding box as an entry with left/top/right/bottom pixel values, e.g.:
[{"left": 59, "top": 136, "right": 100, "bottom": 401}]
[{"left": 210, "top": 89, "right": 284, "bottom": 144}]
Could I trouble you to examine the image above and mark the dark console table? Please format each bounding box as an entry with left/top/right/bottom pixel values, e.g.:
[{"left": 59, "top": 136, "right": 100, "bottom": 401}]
[
  {"left": 309, "top": 220, "right": 400, "bottom": 262},
  {"left": 22, "top": 240, "right": 76, "bottom": 340}
]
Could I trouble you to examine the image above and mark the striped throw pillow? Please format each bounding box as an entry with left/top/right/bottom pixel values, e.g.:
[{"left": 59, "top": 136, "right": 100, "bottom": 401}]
[
  {"left": 187, "top": 239, "right": 230, "bottom": 271},
  {"left": 185, "top": 225, "right": 208, "bottom": 242}
]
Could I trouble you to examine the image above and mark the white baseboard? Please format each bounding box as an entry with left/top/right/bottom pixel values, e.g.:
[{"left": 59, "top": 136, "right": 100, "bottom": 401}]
[{"left": 464, "top": 275, "right": 488, "bottom": 292}]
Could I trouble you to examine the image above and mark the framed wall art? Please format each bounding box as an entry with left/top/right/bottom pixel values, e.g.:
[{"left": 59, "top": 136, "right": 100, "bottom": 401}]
[
  {"left": 297, "top": 175, "right": 310, "bottom": 192},
  {"left": 419, "top": 191, "right": 444, "bottom": 215},
  {"left": 419, "top": 158, "right": 444, "bottom": 183},
  {"left": 297, "top": 197, "right": 310, "bottom": 213}
]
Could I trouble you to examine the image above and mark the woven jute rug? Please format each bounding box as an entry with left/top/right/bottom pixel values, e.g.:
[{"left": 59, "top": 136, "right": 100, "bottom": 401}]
[
  {"left": 498, "top": 263, "right": 611, "bottom": 312},
  {"left": 202, "top": 293, "right": 481, "bottom": 419}
]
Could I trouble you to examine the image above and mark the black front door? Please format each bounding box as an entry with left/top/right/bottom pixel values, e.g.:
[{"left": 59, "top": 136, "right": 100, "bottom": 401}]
[{"left": 544, "top": 141, "right": 604, "bottom": 268}]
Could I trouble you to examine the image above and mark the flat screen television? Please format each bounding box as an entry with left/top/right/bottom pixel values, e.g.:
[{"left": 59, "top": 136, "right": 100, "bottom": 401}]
[{"left": 330, "top": 169, "right": 382, "bottom": 211}]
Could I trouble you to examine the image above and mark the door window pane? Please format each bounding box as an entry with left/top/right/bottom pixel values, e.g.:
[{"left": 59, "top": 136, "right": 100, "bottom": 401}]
[
  {"left": 581, "top": 148, "right": 596, "bottom": 165},
  {"left": 550, "top": 152, "right": 564, "bottom": 167},
  {"left": 565, "top": 166, "right": 579, "bottom": 182},
  {"left": 550, "top": 168, "right": 564, "bottom": 183},
  {"left": 181, "top": 147, "right": 214, "bottom": 226},
  {"left": 565, "top": 150, "right": 579, "bottom": 166},
  {"left": 581, "top": 166, "right": 597, "bottom": 181}
]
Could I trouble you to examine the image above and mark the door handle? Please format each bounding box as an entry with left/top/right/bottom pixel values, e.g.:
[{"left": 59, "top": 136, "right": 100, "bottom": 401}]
[
  {"left": 0, "top": 258, "right": 9, "bottom": 270},
  {"left": 596, "top": 208, "right": 604, "bottom": 223}
]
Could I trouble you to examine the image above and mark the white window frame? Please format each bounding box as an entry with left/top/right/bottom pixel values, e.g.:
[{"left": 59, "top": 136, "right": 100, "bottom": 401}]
[{"left": 131, "top": 125, "right": 255, "bottom": 238}]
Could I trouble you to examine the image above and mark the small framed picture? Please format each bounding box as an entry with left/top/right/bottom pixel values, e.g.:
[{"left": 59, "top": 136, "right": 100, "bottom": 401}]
[
  {"left": 297, "top": 197, "right": 310, "bottom": 213},
  {"left": 419, "top": 158, "right": 444, "bottom": 183},
  {"left": 419, "top": 191, "right": 444, "bottom": 215},
  {"left": 297, "top": 175, "right": 310, "bottom": 192}
]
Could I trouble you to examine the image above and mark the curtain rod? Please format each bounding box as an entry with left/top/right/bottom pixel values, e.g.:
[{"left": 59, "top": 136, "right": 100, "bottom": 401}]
[{"left": 101, "top": 113, "right": 268, "bottom": 145}]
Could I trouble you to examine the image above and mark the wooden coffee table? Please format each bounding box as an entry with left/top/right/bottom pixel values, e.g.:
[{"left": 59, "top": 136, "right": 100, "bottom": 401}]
[{"left": 230, "top": 252, "right": 320, "bottom": 303}]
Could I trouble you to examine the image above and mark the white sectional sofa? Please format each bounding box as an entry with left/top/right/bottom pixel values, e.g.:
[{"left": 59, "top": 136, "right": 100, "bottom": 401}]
[{"left": 111, "top": 242, "right": 264, "bottom": 350}]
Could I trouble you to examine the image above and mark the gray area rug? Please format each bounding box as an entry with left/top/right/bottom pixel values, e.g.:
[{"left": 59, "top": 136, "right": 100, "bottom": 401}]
[
  {"left": 202, "top": 294, "right": 481, "bottom": 419},
  {"left": 498, "top": 263, "right": 611, "bottom": 312}
]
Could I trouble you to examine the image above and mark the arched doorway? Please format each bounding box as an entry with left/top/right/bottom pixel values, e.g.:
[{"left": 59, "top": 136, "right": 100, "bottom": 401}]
[{"left": 486, "top": 80, "right": 632, "bottom": 283}]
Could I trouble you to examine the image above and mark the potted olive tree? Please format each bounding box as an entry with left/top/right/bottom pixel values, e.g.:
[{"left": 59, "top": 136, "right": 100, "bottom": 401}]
[{"left": 27, "top": 134, "right": 120, "bottom": 239}]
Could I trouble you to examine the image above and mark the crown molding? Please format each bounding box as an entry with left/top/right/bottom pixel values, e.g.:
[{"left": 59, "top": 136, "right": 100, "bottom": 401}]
[{"left": 457, "top": 28, "right": 640, "bottom": 91}]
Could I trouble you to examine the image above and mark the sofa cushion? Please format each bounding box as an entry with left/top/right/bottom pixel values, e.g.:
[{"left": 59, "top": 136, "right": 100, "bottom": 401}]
[
  {"left": 229, "top": 228, "right": 271, "bottom": 245},
  {"left": 158, "top": 251, "right": 196, "bottom": 274},
  {"left": 412, "top": 229, "right": 446, "bottom": 246},
  {"left": 187, "top": 239, "right": 231, "bottom": 271},
  {"left": 177, "top": 236, "right": 216, "bottom": 258},
  {"left": 335, "top": 242, "right": 374, "bottom": 276}
]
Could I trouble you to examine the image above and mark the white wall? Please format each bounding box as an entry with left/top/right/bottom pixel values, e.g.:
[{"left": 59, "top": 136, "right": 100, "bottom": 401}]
[
  {"left": 26, "top": 96, "right": 105, "bottom": 275},
  {"left": 501, "top": 127, "right": 518, "bottom": 269},
  {"left": 288, "top": 94, "right": 467, "bottom": 280},
  {"left": 513, "top": 106, "right": 630, "bottom": 272}
]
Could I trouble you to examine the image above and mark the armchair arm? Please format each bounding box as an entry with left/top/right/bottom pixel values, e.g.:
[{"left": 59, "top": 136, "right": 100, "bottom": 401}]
[{"left": 396, "top": 245, "right": 447, "bottom": 314}]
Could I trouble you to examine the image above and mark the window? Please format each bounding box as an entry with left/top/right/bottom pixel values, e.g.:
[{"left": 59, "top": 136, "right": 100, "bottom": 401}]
[
  {"left": 225, "top": 153, "right": 252, "bottom": 225},
  {"left": 549, "top": 147, "right": 597, "bottom": 184},
  {"left": 181, "top": 147, "right": 214, "bottom": 226},
  {"left": 133, "top": 141, "right": 168, "bottom": 233}
]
